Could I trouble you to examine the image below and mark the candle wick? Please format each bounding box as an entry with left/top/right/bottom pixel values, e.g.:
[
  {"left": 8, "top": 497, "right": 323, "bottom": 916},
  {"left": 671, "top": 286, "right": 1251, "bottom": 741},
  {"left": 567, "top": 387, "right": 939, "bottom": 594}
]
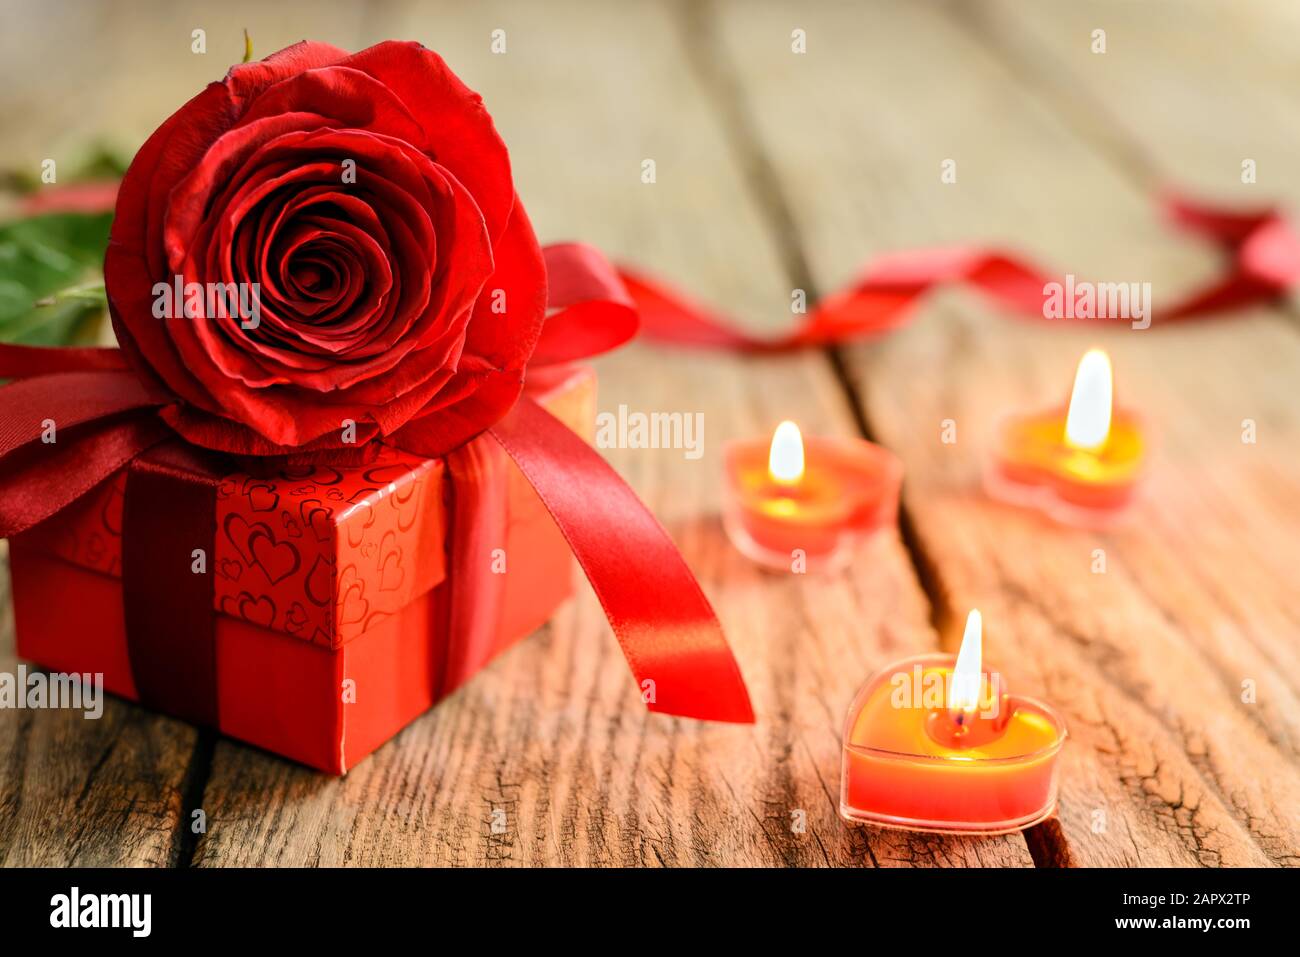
[{"left": 949, "top": 709, "right": 971, "bottom": 735}]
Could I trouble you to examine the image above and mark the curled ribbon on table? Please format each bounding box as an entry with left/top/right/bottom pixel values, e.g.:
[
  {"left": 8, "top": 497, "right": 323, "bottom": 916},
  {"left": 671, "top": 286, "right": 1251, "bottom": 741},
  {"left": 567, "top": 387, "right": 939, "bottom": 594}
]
[{"left": 617, "top": 194, "right": 1300, "bottom": 349}]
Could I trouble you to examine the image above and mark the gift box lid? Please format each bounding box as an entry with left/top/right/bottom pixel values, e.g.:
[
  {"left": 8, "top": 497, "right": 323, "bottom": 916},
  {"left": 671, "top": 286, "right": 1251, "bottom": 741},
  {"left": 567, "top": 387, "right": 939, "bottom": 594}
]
[{"left": 16, "top": 445, "right": 448, "bottom": 649}]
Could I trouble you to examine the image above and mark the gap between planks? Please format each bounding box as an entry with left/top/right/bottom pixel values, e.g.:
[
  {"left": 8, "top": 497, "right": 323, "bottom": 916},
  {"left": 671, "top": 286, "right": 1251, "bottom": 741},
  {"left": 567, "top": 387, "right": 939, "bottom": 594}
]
[
  {"left": 174, "top": 730, "right": 216, "bottom": 867},
  {"left": 696, "top": 0, "right": 1294, "bottom": 868},
  {"left": 673, "top": 0, "right": 1064, "bottom": 866},
  {"left": 936, "top": 1, "right": 1299, "bottom": 864},
  {"left": 144, "top": 0, "right": 1226, "bottom": 868}
]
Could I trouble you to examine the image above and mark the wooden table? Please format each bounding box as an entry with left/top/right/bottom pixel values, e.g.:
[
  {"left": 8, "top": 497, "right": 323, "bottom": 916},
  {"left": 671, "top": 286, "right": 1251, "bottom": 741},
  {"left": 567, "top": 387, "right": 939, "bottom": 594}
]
[{"left": 1, "top": 0, "right": 1297, "bottom": 867}]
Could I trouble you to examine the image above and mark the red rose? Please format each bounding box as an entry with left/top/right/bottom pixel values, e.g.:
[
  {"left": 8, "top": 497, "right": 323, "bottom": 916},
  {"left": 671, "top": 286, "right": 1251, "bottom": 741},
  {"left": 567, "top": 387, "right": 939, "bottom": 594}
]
[{"left": 105, "top": 40, "right": 546, "bottom": 456}]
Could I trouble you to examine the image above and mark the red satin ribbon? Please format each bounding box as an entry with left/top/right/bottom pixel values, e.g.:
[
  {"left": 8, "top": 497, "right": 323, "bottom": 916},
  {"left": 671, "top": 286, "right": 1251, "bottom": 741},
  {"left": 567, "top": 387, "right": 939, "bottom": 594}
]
[
  {"left": 438, "top": 433, "right": 512, "bottom": 698},
  {"left": 0, "top": 369, "right": 169, "bottom": 537},
  {"left": 3, "top": 198, "right": 1296, "bottom": 729},
  {"left": 122, "top": 442, "right": 222, "bottom": 728},
  {"left": 533, "top": 244, "right": 640, "bottom": 364},
  {"left": 0, "top": 343, "right": 129, "bottom": 377},
  {"left": 617, "top": 195, "right": 1300, "bottom": 349},
  {"left": 488, "top": 398, "right": 754, "bottom": 723}
]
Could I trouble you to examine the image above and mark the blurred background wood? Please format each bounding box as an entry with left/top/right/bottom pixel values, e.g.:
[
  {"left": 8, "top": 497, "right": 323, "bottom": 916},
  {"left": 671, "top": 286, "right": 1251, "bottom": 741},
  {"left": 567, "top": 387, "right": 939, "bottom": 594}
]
[{"left": 0, "top": 0, "right": 1295, "bottom": 866}]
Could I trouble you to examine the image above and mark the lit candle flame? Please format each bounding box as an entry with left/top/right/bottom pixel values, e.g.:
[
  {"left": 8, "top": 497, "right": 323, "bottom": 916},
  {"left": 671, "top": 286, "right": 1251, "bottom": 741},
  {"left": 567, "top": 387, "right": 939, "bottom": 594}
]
[
  {"left": 948, "top": 609, "right": 983, "bottom": 716},
  {"left": 768, "top": 420, "right": 805, "bottom": 486},
  {"left": 1064, "top": 348, "right": 1113, "bottom": 451}
]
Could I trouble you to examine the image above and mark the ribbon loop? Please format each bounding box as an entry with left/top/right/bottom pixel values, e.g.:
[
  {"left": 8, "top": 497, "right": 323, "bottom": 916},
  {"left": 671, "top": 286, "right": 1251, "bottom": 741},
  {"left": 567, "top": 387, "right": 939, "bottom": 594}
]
[
  {"left": 0, "top": 370, "right": 169, "bottom": 538},
  {"left": 489, "top": 397, "right": 754, "bottom": 723},
  {"left": 532, "top": 243, "right": 640, "bottom": 365}
]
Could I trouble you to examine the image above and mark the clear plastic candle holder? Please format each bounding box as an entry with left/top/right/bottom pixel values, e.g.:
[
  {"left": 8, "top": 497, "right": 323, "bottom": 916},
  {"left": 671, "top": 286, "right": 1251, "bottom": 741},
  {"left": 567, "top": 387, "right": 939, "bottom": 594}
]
[
  {"left": 985, "top": 349, "right": 1146, "bottom": 528},
  {"left": 722, "top": 422, "right": 901, "bottom": 573},
  {"left": 840, "top": 652, "right": 1067, "bottom": 835}
]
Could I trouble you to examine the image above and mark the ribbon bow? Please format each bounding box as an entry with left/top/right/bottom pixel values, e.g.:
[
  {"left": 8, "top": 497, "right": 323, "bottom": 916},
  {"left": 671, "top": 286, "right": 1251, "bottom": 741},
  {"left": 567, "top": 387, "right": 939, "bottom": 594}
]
[{"left": 0, "top": 244, "right": 755, "bottom": 724}]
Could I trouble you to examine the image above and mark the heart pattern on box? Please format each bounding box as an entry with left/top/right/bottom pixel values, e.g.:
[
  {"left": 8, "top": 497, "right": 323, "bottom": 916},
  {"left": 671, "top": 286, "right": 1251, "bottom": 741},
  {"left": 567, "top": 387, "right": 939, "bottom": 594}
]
[
  {"left": 298, "top": 498, "right": 333, "bottom": 543},
  {"left": 377, "top": 530, "right": 404, "bottom": 592},
  {"left": 284, "top": 601, "right": 309, "bottom": 635},
  {"left": 243, "top": 478, "right": 280, "bottom": 513},
  {"left": 28, "top": 445, "right": 444, "bottom": 650},
  {"left": 220, "top": 591, "right": 276, "bottom": 629},
  {"left": 304, "top": 553, "right": 334, "bottom": 607},
  {"left": 223, "top": 513, "right": 301, "bottom": 585},
  {"left": 213, "top": 448, "right": 438, "bottom": 645},
  {"left": 336, "top": 566, "right": 370, "bottom": 626}
]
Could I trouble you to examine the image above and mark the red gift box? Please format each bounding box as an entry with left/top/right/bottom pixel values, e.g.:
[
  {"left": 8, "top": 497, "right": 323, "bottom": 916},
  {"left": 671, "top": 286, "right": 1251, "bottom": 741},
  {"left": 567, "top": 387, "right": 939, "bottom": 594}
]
[{"left": 9, "top": 365, "right": 595, "bottom": 773}]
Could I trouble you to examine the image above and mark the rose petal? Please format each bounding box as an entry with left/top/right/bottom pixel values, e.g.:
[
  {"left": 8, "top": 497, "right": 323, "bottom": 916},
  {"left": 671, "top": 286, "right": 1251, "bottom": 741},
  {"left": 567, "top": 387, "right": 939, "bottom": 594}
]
[{"left": 341, "top": 41, "right": 515, "bottom": 242}]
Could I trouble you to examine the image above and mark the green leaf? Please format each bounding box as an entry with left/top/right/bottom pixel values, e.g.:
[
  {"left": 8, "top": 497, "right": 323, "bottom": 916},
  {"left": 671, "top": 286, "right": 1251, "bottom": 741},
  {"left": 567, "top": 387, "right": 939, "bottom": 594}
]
[
  {"left": 0, "top": 211, "right": 112, "bottom": 345},
  {"left": 73, "top": 144, "right": 131, "bottom": 181},
  {"left": 1, "top": 145, "right": 129, "bottom": 194}
]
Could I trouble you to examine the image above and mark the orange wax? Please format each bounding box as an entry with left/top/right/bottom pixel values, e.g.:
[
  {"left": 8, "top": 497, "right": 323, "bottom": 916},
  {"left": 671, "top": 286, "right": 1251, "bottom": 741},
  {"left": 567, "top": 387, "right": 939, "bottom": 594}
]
[
  {"left": 839, "top": 653, "right": 1066, "bottom": 834},
  {"left": 990, "top": 407, "right": 1144, "bottom": 511},
  {"left": 722, "top": 431, "right": 901, "bottom": 571},
  {"left": 987, "top": 349, "right": 1145, "bottom": 526}
]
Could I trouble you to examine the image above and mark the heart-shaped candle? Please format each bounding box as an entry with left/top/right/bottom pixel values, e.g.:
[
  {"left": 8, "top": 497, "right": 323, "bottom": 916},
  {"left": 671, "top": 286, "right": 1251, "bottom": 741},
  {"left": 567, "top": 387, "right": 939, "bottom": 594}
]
[
  {"left": 986, "top": 349, "right": 1146, "bottom": 525},
  {"left": 840, "top": 610, "right": 1067, "bottom": 834},
  {"left": 722, "top": 421, "right": 901, "bottom": 572}
]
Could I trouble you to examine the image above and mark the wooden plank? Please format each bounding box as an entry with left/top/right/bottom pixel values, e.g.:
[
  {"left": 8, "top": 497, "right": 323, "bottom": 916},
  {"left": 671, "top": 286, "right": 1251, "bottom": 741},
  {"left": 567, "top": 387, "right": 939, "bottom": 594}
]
[
  {"left": 0, "top": 545, "right": 202, "bottom": 866},
  {"left": 0, "top": 0, "right": 367, "bottom": 868},
  {"left": 960, "top": 0, "right": 1300, "bottom": 341},
  {"left": 189, "top": 0, "right": 1032, "bottom": 867},
  {"left": 954, "top": 0, "right": 1300, "bottom": 864},
  {"left": 851, "top": 306, "right": 1300, "bottom": 868},
  {"left": 712, "top": 0, "right": 1300, "bottom": 865},
  {"left": 965, "top": 0, "right": 1300, "bottom": 207},
  {"left": 717, "top": 0, "right": 1294, "bottom": 868},
  {"left": 0, "top": 0, "right": 371, "bottom": 167},
  {"left": 955, "top": 0, "right": 1300, "bottom": 748}
]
